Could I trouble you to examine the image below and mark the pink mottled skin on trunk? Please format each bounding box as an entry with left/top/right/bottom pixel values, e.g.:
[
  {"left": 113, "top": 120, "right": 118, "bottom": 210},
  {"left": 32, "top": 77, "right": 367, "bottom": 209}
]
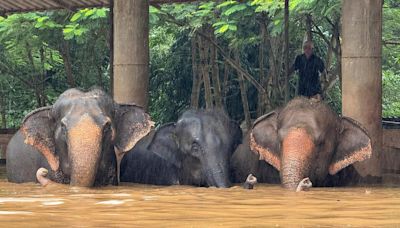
[
  {"left": 68, "top": 114, "right": 102, "bottom": 187},
  {"left": 281, "top": 128, "right": 315, "bottom": 190}
]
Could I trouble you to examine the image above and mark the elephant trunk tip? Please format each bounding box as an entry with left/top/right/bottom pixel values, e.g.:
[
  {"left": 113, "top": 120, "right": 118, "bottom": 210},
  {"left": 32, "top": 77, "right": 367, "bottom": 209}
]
[
  {"left": 243, "top": 174, "right": 257, "bottom": 189},
  {"left": 36, "top": 167, "right": 50, "bottom": 186}
]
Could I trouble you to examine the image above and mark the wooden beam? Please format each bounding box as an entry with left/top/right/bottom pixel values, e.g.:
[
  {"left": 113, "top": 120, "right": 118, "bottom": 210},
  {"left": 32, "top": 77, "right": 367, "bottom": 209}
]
[
  {"left": 50, "top": 0, "right": 74, "bottom": 11},
  {"left": 0, "top": 0, "right": 204, "bottom": 14},
  {"left": 150, "top": 0, "right": 200, "bottom": 4}
]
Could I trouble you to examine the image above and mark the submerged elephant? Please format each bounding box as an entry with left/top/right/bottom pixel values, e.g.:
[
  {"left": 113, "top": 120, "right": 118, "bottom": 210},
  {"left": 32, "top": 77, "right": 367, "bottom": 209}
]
[
  {"left": 244, "top": 97, "right": 372, "bottom": 190},
  {"left": 120, "top": 109, "right": 242, "bottom": 188},
  {"left": 7, "top": 88, "right": 152, "bottom": 187},
  {"left": 231, "top": 131, "right": 280, "bottom": 184}
]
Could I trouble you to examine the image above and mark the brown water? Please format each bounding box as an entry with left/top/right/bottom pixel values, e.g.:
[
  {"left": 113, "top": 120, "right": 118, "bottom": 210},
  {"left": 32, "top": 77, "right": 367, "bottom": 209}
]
[{"left": 0, "top": 166, "right": 399, "bottom": 227}]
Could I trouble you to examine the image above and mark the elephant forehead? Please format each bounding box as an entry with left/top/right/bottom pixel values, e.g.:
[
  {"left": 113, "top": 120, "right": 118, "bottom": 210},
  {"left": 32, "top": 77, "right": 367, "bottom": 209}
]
[
  {"left": 54, "top": 97, "right": 112, "bottom": 117},
  {"left": 176, "top": 118, "right": 202, "bottom": 139},
  {"left": 282, "top": 128, "right": 315, "bottom": 160}
]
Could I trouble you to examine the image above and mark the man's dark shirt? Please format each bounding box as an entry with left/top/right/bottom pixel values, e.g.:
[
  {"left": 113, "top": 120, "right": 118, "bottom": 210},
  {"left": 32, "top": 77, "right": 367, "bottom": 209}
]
[{"left": 293, "top": 54, "right": 325, "bottom": 97}]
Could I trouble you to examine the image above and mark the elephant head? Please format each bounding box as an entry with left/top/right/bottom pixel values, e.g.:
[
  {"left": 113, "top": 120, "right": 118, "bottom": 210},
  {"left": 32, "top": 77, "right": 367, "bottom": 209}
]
[
  {"left": 20, "top": 88, "right": 152, "bottom": 187},
  {"left": 250, "top": 97, "right": 372, "bottom": 190},
  {"left": 174, "top": 109, "right": 242, "bottom": 188}
]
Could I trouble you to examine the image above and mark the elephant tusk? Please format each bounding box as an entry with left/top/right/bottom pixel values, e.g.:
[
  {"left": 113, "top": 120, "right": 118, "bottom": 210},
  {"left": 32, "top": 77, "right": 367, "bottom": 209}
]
[
  {"left": 36, "top": 167, "right": 52, "bottom": 187},
  {"left": 296, "top": 177, "right": 313, "bottom": 192}
]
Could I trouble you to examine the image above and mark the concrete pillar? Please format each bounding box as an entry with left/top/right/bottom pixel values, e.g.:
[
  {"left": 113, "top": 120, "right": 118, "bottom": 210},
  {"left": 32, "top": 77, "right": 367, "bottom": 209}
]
[
  {"left": 342, "top": 0, "right": 382, "bottom": 177},
  {"left": 113, "top": 0, "right": 149, "bottom": 108}
]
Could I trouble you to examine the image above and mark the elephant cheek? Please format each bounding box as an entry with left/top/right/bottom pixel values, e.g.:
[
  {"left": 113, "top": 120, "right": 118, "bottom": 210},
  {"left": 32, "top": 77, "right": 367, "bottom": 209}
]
[
  {"left": 281, "top": 128, "right": 315, "bottom": 190},
  {"left": 68, "top": 116, "right": 102, "bottom": 187}
]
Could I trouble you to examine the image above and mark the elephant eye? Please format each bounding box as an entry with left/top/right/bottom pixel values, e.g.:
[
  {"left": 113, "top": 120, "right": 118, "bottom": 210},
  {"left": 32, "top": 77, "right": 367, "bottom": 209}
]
[
  {"left": 61, "top": 122, "right": 67, "bottom": 133},
  {"left": 103, "top": 122, "right": 112, "bottom": 133}
]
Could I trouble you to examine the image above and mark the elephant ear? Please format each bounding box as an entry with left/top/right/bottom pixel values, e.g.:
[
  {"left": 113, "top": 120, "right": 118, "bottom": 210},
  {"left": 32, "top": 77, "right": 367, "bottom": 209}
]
[
  {"left": 329, "top": 117, "right": 372, "bottom": 175},
  {"left": 114, "top": 104, "right": 154, "bottom": 153},
  {"left": 20, "top": 106, "right": 59, "bottom": 171},
  {"left": 148, "top": 123, "right": 181, "bottom": 168},
  {"left": 249, "top": 110, "right": 281, "bottom": 171}
]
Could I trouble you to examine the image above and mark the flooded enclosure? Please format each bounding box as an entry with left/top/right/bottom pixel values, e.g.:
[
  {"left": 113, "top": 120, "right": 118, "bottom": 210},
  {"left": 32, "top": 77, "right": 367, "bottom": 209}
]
[
  {"left": 0, "top": 0, "right": 399, "bottom": 227},
  {"left": 0, "top": 165, "right": 399, "bottom": 227}
]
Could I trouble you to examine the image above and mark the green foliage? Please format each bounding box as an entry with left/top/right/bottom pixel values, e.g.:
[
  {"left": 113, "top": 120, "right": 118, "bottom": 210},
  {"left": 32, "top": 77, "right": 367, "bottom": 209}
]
[
  {"left": 63, "top": 8, "right": 108, "bottom": 42},
  {"left": 0, "top": 9, "right": 111, "bottom": 128},
  {"left": 383, "top": 70, "right": 400, "bottom": 117}
]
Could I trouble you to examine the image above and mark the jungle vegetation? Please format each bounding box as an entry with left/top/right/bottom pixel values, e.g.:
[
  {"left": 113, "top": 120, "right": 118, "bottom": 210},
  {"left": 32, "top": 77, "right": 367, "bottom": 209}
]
[{"left": 0, "top": 0, "right": 399, "bottom": 128}]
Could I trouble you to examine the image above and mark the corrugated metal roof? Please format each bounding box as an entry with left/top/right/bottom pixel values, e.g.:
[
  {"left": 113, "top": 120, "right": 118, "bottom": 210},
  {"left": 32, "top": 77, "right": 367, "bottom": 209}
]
[
  {"left": 0, "top": 0, "right": 109, "bottom": 13},
  {"left": 0, "top": 0, "right": 200, "bottom": 14}
]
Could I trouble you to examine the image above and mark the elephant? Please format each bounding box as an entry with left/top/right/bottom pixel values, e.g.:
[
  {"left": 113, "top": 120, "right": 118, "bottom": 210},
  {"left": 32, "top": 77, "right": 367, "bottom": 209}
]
[
  {"left": 231, "top": 131, "right": 281, "bottom": 184},
  {"left": 235, "top": 97, "right": 372, "bottom": 190},
  {"left": 6, "top": 88, "right": 153, "bottom": 187},
  {"left": 120, "top": 109, "right": 242, "bottom": 188}
]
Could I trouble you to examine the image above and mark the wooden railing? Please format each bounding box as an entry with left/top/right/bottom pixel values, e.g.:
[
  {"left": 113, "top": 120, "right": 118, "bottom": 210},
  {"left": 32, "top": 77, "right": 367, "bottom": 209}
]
[{"left": 0, "top": 129, "right": 17, "bottom": 162}]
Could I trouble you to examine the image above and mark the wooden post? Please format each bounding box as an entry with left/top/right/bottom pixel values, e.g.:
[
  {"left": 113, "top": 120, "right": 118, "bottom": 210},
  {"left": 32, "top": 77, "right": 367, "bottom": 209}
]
[
  {"left": 284, "top": 0, "right": 289, "bottom": 103},
  {"left": 113, "top": 0, "right": 149, "bottom": 108},
  {"left": 109, "top": 0, "right": 114, "bottom": 96},
  {"left": 342, "top": 0, "right": 382, "bottom": 177}
]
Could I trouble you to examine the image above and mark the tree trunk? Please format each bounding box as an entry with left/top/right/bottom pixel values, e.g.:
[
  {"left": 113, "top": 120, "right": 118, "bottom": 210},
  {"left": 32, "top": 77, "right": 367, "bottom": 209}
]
[
  {"left": 198, "top": 34, "right": 213, "bottom": 109},
  {"left": 0, "top": 89, "right": 6, "bottom": 128},
  {"left": 60, "top": 40, "right": 76, "bottom": 88},
  {"left": 235, "top": 50, "right": 251, "bottom": 130},
  {"left": 26, "top": 42, "right": 46, "bottom": 107},
  {"left": 263, "top": 20, "right": 280, "bottom": 107},
  {"left": 191, "top": 36, "right": 200, "bottom": 108},
  {"left": 305, "top": 14, "right": 313, "bottom": 42},
  {"left": 39, "top": 47, "right": 47, "bottom": 107},
  {"left": 222, "top": 60, "right": 229, "bottom": 106},
  {"left": 97, "top": 65, "right": 104, "bottom": 88},
  {"left": 210, "top": 35, "right": 222, "bottom": 107},
  {"left": 334, "top": 20, "right": 342, "bottom": 89},
  {"left": 257, "top": 23, "right": 267, "bottom": 116}
]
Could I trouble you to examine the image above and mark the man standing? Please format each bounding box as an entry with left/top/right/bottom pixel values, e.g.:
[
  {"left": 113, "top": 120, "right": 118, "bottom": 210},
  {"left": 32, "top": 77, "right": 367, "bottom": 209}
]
[{"left": 290, "top": 40, "right": 325, "bottom": 99}]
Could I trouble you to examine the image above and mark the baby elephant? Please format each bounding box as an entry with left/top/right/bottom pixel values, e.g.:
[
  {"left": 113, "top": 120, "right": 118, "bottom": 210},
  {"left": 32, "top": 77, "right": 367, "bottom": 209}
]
[{"left": 120, "top": 109, "right": 242, "bottom": 188}]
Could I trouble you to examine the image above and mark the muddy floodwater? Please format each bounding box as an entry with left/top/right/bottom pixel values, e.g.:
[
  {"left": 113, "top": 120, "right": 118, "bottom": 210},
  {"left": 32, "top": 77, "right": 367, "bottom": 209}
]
[{"left": 0, "top": 166, "right": 399, "bottom": 227}]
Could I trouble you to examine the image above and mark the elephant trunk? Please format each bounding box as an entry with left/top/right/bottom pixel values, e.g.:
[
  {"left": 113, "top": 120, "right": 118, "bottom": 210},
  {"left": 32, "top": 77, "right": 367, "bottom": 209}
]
[
  {"left": 207, "top": 167, "right": 231, "bottom": 188},
  {"left": 281, "top": 128, "right": 315, "bottom": 190},
  {"left": 204, "top": 154, "right": 231, "bottom": 188},
  {"left": 68, "top": 115, "right": 102, "bottom": 187}
]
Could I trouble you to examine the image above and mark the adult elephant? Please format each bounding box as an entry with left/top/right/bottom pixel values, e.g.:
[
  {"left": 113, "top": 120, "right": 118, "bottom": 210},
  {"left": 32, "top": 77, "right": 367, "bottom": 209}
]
[
  {"left": 120, "top": 109, "right": 242, "bottom": 188},
  {"left": 231, "top": 131, "right": 280, "bottom": 184},
  {"left": 6, "top": 88, "right": 153, "bottom": 187},
  {"left": 247, "top": 97, "right": 372, "bottom": 190}
]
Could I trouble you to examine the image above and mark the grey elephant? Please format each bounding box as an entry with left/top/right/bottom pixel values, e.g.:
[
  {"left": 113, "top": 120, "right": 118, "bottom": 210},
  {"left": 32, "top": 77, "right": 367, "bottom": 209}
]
[
  {"left": 232, "top": 97, "right": 372, "bottom": 190},
  {"left": 6, "top": 88, "right": 152, "bottom": 187},
  {"left": 120, "top": 109, "right": 242, "bottom": 187}
]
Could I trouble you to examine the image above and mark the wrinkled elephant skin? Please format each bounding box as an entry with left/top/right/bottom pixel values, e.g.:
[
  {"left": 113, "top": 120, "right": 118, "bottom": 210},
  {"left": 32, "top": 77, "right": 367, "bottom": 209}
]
[
  {"left": 249, "top": 97, "right": 372, "bottom": 190},
  {"left": 7, "top": 88, "right": 152, "bottom": 187}
]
